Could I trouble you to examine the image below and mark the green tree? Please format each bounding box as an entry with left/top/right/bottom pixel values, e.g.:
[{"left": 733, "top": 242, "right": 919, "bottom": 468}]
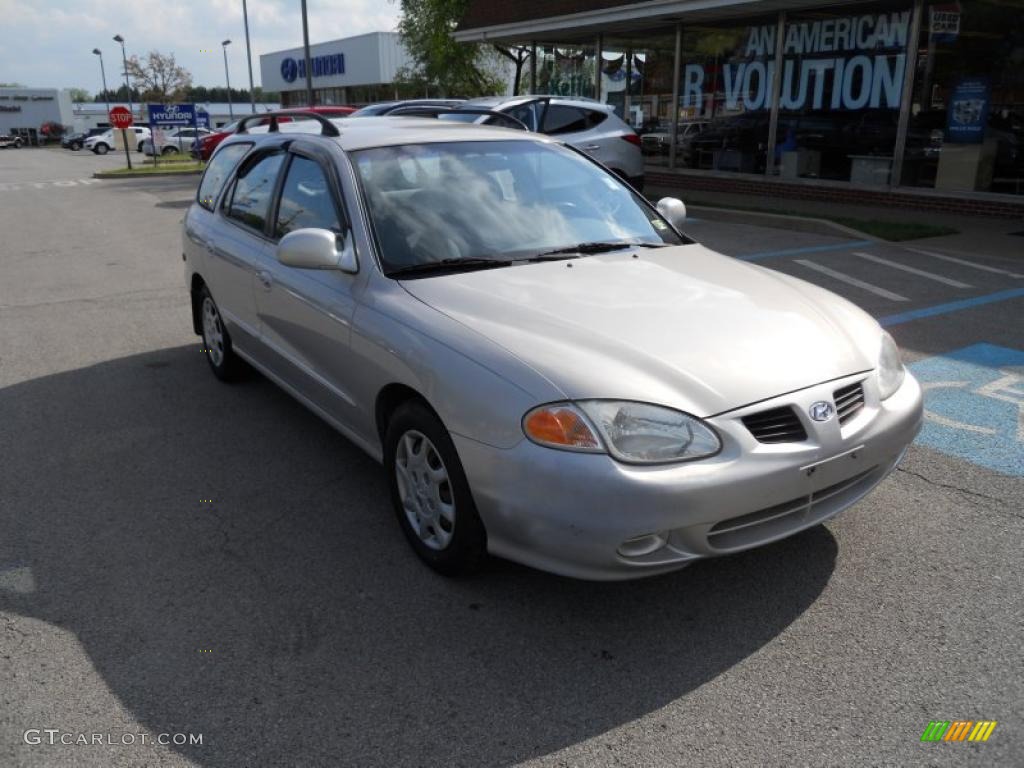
[
  {"left": 125, "top": 51, "right": 192, "bottom": 102},
  {"left": 67, "top": 87, "right": 91, "bottom": 103},
  {"left": 396, "top": 0, "right": 504, "bottom": 97}
]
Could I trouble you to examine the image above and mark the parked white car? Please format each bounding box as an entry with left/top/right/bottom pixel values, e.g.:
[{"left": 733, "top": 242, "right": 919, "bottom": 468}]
[
  {"left": 84, "top": 127, "right": 151, "bottom": 154},
  {"left": 142, "top": 127, "right": 212, "bottom": 156}
]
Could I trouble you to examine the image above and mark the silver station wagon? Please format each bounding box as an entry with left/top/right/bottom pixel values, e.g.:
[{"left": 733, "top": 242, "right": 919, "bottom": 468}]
[{"left": 183, "top": 112, "right": 923, "bottom": 580}]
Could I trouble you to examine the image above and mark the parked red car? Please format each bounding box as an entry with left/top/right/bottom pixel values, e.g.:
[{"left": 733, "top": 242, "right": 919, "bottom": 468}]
[{"left": 193, "top": 105, "right": 356, "bottom": 160}]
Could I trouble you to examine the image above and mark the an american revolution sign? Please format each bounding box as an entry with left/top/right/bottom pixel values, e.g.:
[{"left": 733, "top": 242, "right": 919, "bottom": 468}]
[{"left": 680, "top": 10, "right": 912, "bottom": 112}]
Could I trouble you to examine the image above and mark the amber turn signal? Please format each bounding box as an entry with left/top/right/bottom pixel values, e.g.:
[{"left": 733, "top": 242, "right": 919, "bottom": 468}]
[{"left": 523, "top": 404, "right": 602, "bottom": 451}]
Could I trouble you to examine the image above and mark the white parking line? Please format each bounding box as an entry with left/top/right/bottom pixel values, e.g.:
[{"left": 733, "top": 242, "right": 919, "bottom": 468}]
[
  {"left": 794, "top": 259, "right": 910, "bottom": 301},
  {"left": 852, "top": 252, "right": 972, "bottom": 288},
  {"left": 0, "top": 179, "right": 102, "bottom": 192},
  {"left": 906, "top": 248, "right": 1024, "bottom": 279}
]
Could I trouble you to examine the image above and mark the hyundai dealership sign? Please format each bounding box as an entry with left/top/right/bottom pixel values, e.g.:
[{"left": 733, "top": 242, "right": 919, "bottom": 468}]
[
  {"left": 147, "top": 103, "right": 209, "bottom": 128},
  {"left": 280, "top": 53, "right": 345, "bottom": 83},
  {"left": 259, "top": 33, "right": 412, "bottom": 95}
]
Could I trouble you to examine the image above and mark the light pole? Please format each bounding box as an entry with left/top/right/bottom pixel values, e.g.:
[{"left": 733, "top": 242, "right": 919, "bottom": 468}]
[
  {"left": 222, "top": 40, "right": 234, "bottom": 120},
  {"left": 112, "top": 34, "right": 132, "bottom": 118},
  {"left": 92, "top": 49, "right": 111, "bottom": 118},
  {"left": 242, "top": 0, "right": 256, "bottom": 114},
  {"left": 300, "top": 0, "right": 314, "bottom": 107}
]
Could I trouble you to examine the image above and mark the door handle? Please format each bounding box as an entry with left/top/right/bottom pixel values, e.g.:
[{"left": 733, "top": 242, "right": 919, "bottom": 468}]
[
  {"left": 582, "top": 144, "right": 601, "bottom": 152},
  {"left": 257, "top": 270, "right": 273, "bottom": 290}
]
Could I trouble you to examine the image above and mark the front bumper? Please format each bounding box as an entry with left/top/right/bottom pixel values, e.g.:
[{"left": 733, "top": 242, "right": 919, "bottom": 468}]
[{"left": 454, "top": 370, "right": 922, "bottom": 580}]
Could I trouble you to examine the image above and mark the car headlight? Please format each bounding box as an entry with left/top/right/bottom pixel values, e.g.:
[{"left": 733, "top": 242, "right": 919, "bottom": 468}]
[
  {"left": 523, "top": 400, "right": 720, "bottom": 464},
  {"left": 877, "top": 332, "right": 906, "bottom": 400}
]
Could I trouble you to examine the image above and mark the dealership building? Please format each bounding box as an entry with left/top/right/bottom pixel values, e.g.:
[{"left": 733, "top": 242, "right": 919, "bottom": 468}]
[
  {"left": 0, "top": 88, "right": 75, "bottom": 145},
  {"left": 455, "top": 0, "right": 1024, "bottom": 215},
  {"left": 260, "top": 31, "right": 415, "bottom": 107}
]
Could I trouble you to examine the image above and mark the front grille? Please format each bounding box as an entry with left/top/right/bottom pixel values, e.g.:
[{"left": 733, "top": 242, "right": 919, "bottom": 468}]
[
  {"left": 833, "top": 381, "right": 866, "bottom": 425},
  {"left": 706, "top": 465, "right": 879, "bottom": 550},
  {"left": 742, "top": 406, "right": 808, "bottom": 443}
]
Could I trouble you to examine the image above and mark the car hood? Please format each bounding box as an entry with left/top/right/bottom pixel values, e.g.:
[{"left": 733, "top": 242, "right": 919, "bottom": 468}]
[{"left": 400, "top": 244, "right": 880, "bottom": 416}]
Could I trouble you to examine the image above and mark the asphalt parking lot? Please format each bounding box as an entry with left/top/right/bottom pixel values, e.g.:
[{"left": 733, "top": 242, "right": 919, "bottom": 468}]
[{"left": 1, "top": 147, "right": 1022, "bottom": 767}]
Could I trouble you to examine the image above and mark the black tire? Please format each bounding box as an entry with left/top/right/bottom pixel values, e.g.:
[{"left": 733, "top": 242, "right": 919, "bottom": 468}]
[
  {"left": 384, "top": 400, "right": 487, "bottom": 576},
  {"left": 163, "top": 146, "right": 178, "bottom": 155},
  {"left": 137, "top": 143, "right": 145, "bottom": 152},
  {"left": 71, "top": 141, "right": 82, "bottom": 151},
  {"left": 198, "top": 285, "right": 243, "bottom": 382},
  {"left": 94, "top": 143, "right": 109, "bottom": 155}
]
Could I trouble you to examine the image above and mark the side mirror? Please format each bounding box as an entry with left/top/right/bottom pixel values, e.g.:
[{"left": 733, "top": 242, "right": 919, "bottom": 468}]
[
  {"left": 656, "top": 197, "right": 687, "bottom": 229},
  {"left": 276, "top": 228, "right": 357, "bottom": 273}
]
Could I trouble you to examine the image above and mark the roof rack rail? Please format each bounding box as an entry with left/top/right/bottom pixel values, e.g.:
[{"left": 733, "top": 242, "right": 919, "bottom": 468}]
[
  {"left": 385, "top": 106, "right": 528, "bottom": 131},
  {"left": 234, "top": 110, "right": 341, "bottom": 137}
]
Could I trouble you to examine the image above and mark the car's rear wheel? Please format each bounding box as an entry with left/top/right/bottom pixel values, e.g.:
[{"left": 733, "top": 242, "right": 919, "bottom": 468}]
[
  {"left": 199, "top": 286, "right": 243, "bottom": 382},
  {"left": 385, "top": 401, "right": 487, "bottom": 576},
  {"left": 162, "top": 146, "right": 178, "bottom": 155},
  {"left": 71, "top": 141, "right": 82, "bottom": 150},
  {"left": 94, "top": 143, "right": 108, "bottom": 155}
]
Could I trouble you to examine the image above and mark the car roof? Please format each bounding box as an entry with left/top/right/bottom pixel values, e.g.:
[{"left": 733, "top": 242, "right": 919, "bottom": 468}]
[
  {"left": 466, "top": 95, "right": 612, "bottom": 111},
  {"left": 220, "top": 115, "right": 556, "bottom": 153}
]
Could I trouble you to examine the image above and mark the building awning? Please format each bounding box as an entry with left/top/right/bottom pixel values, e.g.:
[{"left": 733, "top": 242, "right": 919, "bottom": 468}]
[{"left": 454, "top": 0, "right": 857, "bottom": 42}]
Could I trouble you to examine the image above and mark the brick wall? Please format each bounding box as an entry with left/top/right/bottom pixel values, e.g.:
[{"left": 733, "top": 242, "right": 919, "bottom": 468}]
[{"left": 645, "top": 170, "right": 1024, "bottom": 219}]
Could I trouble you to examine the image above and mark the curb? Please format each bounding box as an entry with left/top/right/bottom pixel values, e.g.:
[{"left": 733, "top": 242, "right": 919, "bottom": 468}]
[
  {"left": 645, "top": 185, "right": 878, "bottom": 240},
  {"left": 92, "top": 169, "right": 203, "bottom": 179},
  {"left": 686, "top": 204, "right": 877, "bottom": 241}
]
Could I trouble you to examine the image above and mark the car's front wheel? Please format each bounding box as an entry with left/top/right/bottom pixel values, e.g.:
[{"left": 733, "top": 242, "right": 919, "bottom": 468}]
[
  {"left": 71, "top": 141, "right": 82, "bottom": 151},
  {"left": 385, "top": 401, "right": 487, "bottom": 576},
  {"left": 93, "top": 143, "right": 109, "bottom": 155},
  {"left": 162, "top": 146, "right": 178, "bottom": 155},
  {"left": 199, "top": 286, "right": 243, "bottom": 381}
]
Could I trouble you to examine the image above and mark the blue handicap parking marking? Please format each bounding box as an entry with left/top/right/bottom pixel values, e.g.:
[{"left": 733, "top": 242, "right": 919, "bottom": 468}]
[{"left": 908, "top": 343, "right": 1024, "bottom": 477}]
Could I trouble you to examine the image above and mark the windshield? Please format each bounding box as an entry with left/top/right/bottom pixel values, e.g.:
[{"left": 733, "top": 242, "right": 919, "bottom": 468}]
[{"left": 352, "top": 140, "right": 688, "bottom": 275}]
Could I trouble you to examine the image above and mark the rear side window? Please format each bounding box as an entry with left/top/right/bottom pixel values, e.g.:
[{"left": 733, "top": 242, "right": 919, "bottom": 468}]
[
  {"left": 274, "top": 156, "right": 343, "bottom": 238},
  {"left": 197, "top": 143, "right": 251, "bottom": 210},
  {"left": 586, "top": 110, "right": 609, "bottom": 129},
  {"left": 542, "top": 105, "right": 588, "bottom": 135},
  {"left": 225, "top": 152, "right": 285, "bottom": 232}
]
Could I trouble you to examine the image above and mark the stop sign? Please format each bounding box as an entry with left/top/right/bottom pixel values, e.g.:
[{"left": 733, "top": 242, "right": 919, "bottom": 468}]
[{"left": 109, "top": 106, "right": 133, "bottom": 129}]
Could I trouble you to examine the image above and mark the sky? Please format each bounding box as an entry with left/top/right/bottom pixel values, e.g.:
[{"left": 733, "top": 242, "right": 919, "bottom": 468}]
[{"left": 0, "top": 0, "right": 401, "bottom": 94}]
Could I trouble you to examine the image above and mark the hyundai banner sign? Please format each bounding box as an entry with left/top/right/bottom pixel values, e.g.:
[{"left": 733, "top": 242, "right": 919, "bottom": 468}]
[
  {"left": 147, "top": 103, "right": 209, "bottom": 128},
  {"left": 280, "top": 53, "right": 345, "bottom": 83}
]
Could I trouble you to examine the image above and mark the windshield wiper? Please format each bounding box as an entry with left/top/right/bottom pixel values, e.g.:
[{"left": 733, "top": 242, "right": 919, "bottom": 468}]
[
  {"left": 386, "top": 257, "right": 514, "bottom": 278},
  {"left": 535, "top": 241, "right": 669, "bottom": 257}
]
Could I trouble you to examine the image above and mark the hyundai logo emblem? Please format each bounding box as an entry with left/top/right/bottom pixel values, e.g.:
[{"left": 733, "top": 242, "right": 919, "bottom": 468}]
[
  {"left": 809, "top": 401, "right": 835, "bottom": 422},
  {"left": 281, "top": 57, "right": 298, "bottom": 83}
]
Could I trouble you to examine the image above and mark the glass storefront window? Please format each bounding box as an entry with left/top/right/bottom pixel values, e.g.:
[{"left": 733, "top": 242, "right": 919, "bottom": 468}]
[
  {"left": 675, "top": 17, "right": 779, "bottom": 174},
  {"left": 902, "top": 0, "right": 1024, "bottom": 195},
  {"left": 602, "top": 32, "right": 677, "bottom": 167},
  {"left": 535, "top": 45, "right": 597, "bottom": 99},
  {"left": 778, "top": 3, "right": 912, "bottom": 185}
]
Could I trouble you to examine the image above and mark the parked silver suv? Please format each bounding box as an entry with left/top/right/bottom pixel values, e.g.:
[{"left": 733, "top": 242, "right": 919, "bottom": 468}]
[{"left": 449, "top": 96, "right": 645, "bottom": 190}]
